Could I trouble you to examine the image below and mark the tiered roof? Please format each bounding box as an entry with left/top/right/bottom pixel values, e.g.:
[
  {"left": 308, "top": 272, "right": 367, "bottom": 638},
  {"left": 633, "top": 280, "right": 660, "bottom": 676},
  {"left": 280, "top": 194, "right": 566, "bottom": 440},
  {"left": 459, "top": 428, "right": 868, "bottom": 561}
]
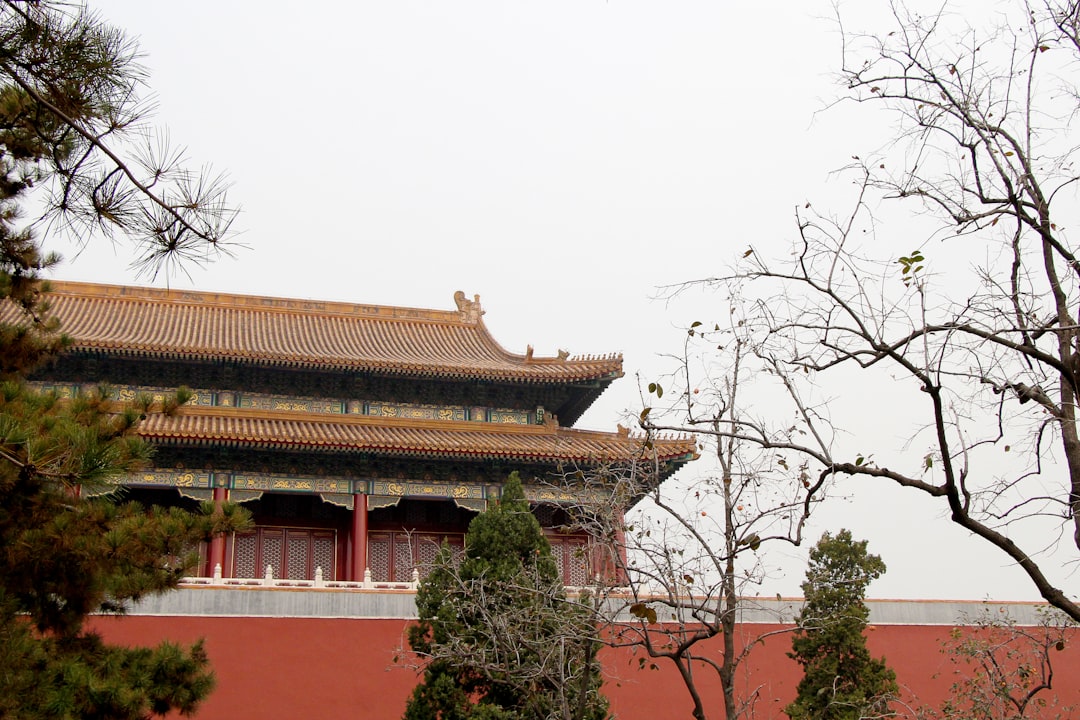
[{"left": 33, "top": 282, "right": 697, "bottom": 471}]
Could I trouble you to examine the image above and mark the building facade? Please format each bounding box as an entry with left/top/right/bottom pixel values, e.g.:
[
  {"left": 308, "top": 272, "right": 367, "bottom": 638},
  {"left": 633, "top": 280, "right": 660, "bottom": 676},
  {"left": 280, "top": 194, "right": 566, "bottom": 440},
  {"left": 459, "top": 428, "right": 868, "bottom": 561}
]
[
  {"left": 29, "top": 281, "right": 696, "bottom": 587},
  {"left": 19, "top": 282, "right": 1080, "bottom": 718}
]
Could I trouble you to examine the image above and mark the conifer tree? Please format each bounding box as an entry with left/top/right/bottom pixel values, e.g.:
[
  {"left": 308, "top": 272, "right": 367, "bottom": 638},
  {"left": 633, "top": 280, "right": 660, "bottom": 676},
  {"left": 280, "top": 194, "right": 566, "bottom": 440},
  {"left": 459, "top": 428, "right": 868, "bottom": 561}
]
[
  {"left": 785, "top": 530, "right": 897, "bottom": 720},
  {"left": 404, "top": 473, "right": 608, "bottom": 720},
  {"left": 0, "top": 0, "right": 235, "bottom": 375},
  {"left": 0, "top": 2, "right": 243, "bottom": 717},
  {"left": 0, "top": 375, "right": 251, "bottom": 719}
]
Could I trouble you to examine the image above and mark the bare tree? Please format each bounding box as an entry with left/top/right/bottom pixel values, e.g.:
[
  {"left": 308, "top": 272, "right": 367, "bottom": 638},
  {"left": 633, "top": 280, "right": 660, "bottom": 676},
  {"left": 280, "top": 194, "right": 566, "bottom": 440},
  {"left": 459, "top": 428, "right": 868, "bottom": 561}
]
[
  {"left": 935, "top": 607, "right": 1076, "bottom": 719},
  {"left": 566, "top": 342, "right": 821, "bottom": 720},
  {"left": 656, "top": 1, "right": 1080, "bottom": 621}
]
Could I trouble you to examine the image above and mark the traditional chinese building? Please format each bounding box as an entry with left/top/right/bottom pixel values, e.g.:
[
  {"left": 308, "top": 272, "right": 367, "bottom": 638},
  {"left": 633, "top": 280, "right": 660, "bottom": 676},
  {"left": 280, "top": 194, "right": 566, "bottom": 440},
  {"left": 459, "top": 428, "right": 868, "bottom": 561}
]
[
  {"left": 18, "top": 281, "right": 1080, "bottom": 719},
  {"left": 28, "top": 281, "right": 697, "bottom": 587}
]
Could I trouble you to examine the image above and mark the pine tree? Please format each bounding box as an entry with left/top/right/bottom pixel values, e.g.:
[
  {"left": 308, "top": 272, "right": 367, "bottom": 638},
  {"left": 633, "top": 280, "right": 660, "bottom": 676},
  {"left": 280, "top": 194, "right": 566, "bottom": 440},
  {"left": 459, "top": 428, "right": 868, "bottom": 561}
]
[
  {"left": 0, "top": 3, "right": 243, "bottom": 717},
  {"left": 404, "top": 473, "right": 608, "bottom": 720},
  {"left": 0, "top": 1, "right": 235, "bottom": 375},
  {"left": 0, "top": 384, "right": 250, "bottom": 718},
  {"left": 785, "top": 530, "right": 897, "bottom": 720}
]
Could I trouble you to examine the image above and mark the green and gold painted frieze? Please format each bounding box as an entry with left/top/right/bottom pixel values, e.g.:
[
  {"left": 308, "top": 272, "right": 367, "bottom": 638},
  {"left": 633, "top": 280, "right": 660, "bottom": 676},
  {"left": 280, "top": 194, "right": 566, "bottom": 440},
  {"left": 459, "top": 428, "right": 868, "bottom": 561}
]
[
  {"left": 364, "top": 402, "right": 466, "bottom": 421},
  {"left": 231, "top": 473, "right": 353, "bottom": 494},
  {"left": 27, "top": 382, "right": 537, "bottom": 426},
  {"left": 238, "top": 393, "right": 344, "bottom": 414},
  {"left": 118, "top": 469, "right": 594, "bottom": 506},
  {"left": 489, "top": 409, "right": 532, "bottom": 424},
  {"left": 129, "top": 469, "right": 213, "bottom": 489},
  {"left": 369, "top": 479, "right": 484, "bottom": 500},
  {"left": 524, "top": 484, "right": 605, "bottom": 505}
]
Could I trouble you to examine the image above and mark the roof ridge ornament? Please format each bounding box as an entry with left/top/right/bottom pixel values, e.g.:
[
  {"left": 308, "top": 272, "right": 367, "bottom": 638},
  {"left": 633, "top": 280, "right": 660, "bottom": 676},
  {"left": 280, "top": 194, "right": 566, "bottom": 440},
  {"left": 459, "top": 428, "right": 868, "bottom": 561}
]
[{"left": 453, "top": 291, "right": 484, "bottom": 324}]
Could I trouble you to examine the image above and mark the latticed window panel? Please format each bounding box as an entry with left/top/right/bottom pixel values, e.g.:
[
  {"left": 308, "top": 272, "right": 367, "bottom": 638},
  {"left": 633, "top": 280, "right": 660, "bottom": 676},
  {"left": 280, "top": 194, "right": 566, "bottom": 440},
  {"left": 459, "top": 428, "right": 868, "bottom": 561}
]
[
  {"left": 412, "top": 534, "right": 458, "bottom": 578},
  {"left": 287, "top": 533, "right": 308, "bottom": 580},
  {"left": 550, "top": 542, "right": 565, "bottom": 579},
  {"left": 415, "top": 535, "right": 442, "bottom": 578},
  {"left": 234, "top": 533, "right": 257, "bottom": 578},
  {"left": 566, "top": 541, "right": 591, "bottom": 586},
  {"left": 369, "top": 534, "right": 391, "bottom": 582},
  {"left": 446, "top": 536, "right": 465, "bottom": 560},
  {"left": 365, "top": 531, "right": 464, "bottom": 583},
  {"left": 393, "top": 537, "right": 414, "bottom": 582},
  {"left": 549, "top": 536, "right": 593, "bottom": 586},
  {"left": 313, "top": 533, "right": 335, "bottom": 580},
  {"left": 262, "top": 531, "right": 283, "bottom": 579},
  {"left": 233, "top": 527, "right": 337, "bottom": 581}
]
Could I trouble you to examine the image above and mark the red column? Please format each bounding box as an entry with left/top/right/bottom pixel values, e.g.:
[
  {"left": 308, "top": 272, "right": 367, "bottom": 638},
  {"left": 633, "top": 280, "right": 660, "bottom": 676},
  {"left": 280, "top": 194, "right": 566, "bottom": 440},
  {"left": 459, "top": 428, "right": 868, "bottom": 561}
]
[
  {"left": 351, "top": 493, "right": 368, "bottom": 582},
  {"left": 208, "top": 487, "right": 228, "bottom": 578}
]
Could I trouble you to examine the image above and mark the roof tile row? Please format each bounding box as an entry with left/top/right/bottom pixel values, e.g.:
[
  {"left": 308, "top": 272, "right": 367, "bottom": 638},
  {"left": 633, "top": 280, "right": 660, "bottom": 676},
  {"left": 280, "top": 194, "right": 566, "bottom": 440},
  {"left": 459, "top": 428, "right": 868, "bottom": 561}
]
[
  {"left": 138, "top": 411, "right": 697, "bottom": 464},
  {"left": 37, "top": 282, "right": 624, "bottom": 382}
]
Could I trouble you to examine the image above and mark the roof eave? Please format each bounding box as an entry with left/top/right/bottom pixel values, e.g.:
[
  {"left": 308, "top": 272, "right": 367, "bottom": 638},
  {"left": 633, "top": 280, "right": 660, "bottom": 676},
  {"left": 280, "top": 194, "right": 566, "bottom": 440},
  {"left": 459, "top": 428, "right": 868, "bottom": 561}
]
[{"left": 63, "top": 346, "right": 624, "bottom": 386}]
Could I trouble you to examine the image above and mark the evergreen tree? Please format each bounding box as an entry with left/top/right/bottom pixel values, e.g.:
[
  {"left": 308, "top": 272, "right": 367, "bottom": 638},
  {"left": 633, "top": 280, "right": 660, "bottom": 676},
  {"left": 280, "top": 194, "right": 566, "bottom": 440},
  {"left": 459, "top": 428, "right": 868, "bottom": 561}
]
[
  {"left": 0, "top": 3, "right": 243, "bottom": 717},
  {"left": 0, "top": 0, "right": 235, "bottom": 375},
  {"left": 404, "top": 473, "right": 608, "bottom": 720},
  {"left": 785, "top": 530, "right": 897, "bottom": 720},
  {"left": 0, "top": 384, "right": 250, "bottom": 718}
]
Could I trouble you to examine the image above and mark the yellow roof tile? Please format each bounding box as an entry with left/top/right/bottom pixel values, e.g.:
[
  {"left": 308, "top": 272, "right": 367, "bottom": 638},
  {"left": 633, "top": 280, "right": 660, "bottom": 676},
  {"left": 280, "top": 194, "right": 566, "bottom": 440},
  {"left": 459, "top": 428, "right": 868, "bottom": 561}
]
[
  {"left": 38, "top": 281, "right": 624, "bottom": 383},
  {"left": 137, "top": 409, "right": 698, "bottom": 465}
]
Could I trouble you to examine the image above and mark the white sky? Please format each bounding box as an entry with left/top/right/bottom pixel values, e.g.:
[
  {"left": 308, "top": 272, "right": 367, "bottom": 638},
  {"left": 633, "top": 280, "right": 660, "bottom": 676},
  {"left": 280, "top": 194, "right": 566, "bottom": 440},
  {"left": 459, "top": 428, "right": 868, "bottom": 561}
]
[{"left": 48, "top": 0, "right": 1071, "bottom": 603}]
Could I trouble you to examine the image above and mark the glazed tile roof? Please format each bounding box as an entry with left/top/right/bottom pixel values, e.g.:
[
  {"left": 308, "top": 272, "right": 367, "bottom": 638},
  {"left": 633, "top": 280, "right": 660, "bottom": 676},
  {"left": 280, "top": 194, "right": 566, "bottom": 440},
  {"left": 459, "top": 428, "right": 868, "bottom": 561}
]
[
  {"left": 137, "top": 408, "right": 699, "bottom": 466},
  {"left": 18, "top": 282, "right": 698, "bottom": 474},
  {"left": 37, "top": 282, "right": 624, "bottom": 384}
]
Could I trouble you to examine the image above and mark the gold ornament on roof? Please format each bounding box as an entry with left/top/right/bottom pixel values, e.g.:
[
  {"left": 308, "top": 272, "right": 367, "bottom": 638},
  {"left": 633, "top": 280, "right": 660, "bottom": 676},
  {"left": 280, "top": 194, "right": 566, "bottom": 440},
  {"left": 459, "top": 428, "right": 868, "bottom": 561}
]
[{"left": 453, "top": 291, "right": 484, "bottom": 323}]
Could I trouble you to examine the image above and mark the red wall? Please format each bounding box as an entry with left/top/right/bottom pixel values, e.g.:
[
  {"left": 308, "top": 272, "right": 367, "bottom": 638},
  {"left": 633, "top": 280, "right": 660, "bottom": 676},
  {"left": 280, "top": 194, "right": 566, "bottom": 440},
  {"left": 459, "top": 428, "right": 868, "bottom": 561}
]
[
  {"left": 92, "top": 616, "right": 418, "bottom": 719},
  {"left": 597, "top": 624, "right": 975, "bottom": 719},
  {"left": 89, "top": 616, "right": 1080, "bottom": 720}
]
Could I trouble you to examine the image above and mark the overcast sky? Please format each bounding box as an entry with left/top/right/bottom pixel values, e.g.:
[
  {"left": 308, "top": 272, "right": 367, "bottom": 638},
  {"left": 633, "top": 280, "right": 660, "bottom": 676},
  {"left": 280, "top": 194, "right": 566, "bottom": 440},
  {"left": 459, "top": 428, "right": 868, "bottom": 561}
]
[{"left": 50, "top": 0, "right": 1063, "bottom": 603}]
